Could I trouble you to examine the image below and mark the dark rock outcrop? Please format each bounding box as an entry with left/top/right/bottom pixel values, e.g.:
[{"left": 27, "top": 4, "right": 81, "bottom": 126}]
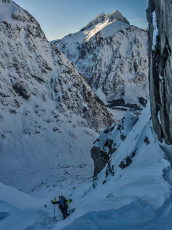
[
  {"left": 91, "top": 112, "right": 138, "bottom": 177},
  {"left": 91, "top": 146, "right": 110, "bottom": 177},
  {"left": 147, "top": 0, "right": 172, "bottom": 144}
]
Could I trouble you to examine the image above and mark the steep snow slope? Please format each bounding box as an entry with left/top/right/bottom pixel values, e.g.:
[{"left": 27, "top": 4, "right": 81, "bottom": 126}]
[
  {"left": 1, "top": 104, "right": 172, "bottom": 230},
  {"left": 53, "top": 11, "right": 149, "bottom": 108},
  {"left": 0, "top": 0, "right": 113, "bottom": 191},
  {"left": 91, "top": 103, "right": 172, "bottom": 208},
  {"left": 58, "top": 103, "right": 172, "bottom": 230}
]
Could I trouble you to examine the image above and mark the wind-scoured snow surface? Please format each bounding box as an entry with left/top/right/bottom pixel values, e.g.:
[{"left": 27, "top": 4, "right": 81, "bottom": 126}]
[{"left": 53, "top": 10, "right": 149, "bottom": 107}]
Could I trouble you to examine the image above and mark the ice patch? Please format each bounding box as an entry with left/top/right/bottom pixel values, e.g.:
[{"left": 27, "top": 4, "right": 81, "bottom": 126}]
[{"left": 152, "top": 11, "right": 158, "bottom": 51}]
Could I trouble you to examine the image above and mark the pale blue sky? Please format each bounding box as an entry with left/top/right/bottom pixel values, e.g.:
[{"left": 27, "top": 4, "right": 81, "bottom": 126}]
[{"left": 14, "top": 0, "right": 148, "bottom": 41}]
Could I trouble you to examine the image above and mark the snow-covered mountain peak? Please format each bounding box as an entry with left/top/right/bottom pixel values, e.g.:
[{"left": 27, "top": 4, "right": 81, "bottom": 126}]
[
  {"left": 0, "top": 0, "right": 39, "bottom": 28},
  {"left": 106, "top": 10, "right": 129, "bottom": 24},
  {"left": 53, "top": 10, "right": 131, "bottom": 51},
  {"left": 80, "top": 12, "right": 106, "bottom": 31},
  {"left": 54, "top": 11, "right": 148, "bottom": 109},
  {"left": 81, "top": 10, "right": 129, "bottom": 32}
]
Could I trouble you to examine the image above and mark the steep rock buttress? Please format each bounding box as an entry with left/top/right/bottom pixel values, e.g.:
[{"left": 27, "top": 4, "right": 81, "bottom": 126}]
[{"left": 147, "top": 0, "right": 172, "bottom": 144}]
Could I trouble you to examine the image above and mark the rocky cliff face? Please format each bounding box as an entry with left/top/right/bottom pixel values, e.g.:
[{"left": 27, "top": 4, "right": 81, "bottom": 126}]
[
  {"left": 91, "top": 111, "right": 138, "bottom": 178},
  {"left": 147, "top": 0, "right": 172, "bottom": 145},
  {"left": 0, "top": 0, "right": 112, "bottom": 132},
  {"left": 53, "top": 11, "right": 149, "bottom": 109}
]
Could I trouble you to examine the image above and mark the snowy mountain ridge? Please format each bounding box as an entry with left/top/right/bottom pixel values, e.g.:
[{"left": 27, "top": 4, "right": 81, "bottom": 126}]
[
  {"left": 80, "top": 10, "right": 129, "bottom": 33},
  {"left": 53, "top": 10, "right": 149, "bottom": 108}
]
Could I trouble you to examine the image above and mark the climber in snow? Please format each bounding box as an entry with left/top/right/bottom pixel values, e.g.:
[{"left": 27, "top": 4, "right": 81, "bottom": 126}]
[{"left": 51, "top": 195, "right": 72, "bottom": 219}]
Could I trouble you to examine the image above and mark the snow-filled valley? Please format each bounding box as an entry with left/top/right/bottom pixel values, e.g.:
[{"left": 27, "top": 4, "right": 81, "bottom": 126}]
[{"left": 0, "top": 0, "right": 172, "bottom": 230}]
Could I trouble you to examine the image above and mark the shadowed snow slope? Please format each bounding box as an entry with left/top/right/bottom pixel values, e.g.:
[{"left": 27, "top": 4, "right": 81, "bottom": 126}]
[
  {"left": 90, "top": 103, "right": 172, "bottom": 210},
  {"left": 58, "top": 103, "right": 172, "bottom": 230},
  {"left": 62, "top": 198, "right": 172, "bottom": 230},
  {"left": 35, "top": 103, "right": 172, "bottom": 230},
  {"left": 0, "top": 0, "right": 113, "bottom": 192},
  {"left": 1, "top": 104, "right": 171, "bottom": 230}
]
